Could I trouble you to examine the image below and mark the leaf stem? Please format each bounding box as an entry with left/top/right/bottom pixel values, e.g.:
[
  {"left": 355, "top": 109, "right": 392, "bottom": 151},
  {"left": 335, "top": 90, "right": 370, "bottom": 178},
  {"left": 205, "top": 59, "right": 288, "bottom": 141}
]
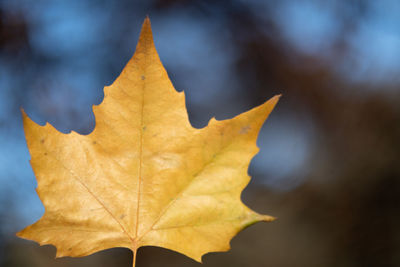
[{"left": 133, "top": 249, "right": 137, "bottom": 267}]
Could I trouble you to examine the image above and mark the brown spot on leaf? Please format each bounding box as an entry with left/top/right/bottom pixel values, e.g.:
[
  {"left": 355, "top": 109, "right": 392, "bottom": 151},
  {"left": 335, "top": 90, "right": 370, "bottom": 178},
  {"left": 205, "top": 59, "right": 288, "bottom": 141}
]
[{"left": 239, "top": 126, "right": 251, "bottom": 134}]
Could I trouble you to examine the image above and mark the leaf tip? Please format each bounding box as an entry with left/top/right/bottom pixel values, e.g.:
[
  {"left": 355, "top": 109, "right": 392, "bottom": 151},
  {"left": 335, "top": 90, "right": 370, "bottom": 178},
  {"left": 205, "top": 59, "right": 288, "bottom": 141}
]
[
  {"left": 20, "top": 108, "right": 33, "bottom": 128},
  {"left": 20, "top": 107, "right": 27, "bottom": 119},
  {"left": 256, "top": 94, "right": 281, "bottom": 123},
  {"left": 130, "top": 16, "right": 157, "bottom": 61},
  {"left": 194, "top": 254, "right": 204, "bottom": 264},
  {"left": 15, "top": 230, "right": 23, "bottom": 238},
  {"left": 268, "top": 94, "right": 281, "bottom": 108},
  {"left": 140, "top": 16, "right": 152, "bottom": 37},
  {"left": 261, "top": 214, "right": 277, "bottom": 222}
]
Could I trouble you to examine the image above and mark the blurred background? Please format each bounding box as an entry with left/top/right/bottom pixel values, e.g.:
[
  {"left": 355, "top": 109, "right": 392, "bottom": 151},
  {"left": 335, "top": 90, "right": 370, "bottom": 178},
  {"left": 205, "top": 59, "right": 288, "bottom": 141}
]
[{"left": 1, "top": 0, "right": 399, "bottom": 266}]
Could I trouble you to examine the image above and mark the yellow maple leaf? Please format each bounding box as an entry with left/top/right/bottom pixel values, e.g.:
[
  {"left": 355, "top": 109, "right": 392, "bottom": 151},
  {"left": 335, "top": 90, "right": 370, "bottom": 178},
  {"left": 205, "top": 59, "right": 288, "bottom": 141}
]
[{"left": 17, "top": 17, "right": 279, "bottom": 266}]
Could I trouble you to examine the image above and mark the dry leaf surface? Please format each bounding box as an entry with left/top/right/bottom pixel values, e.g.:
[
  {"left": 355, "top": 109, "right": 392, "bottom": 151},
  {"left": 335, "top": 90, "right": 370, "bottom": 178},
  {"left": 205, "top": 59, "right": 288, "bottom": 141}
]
[{"left": 17, "top": 17, "right": 279, "bottom": 266}]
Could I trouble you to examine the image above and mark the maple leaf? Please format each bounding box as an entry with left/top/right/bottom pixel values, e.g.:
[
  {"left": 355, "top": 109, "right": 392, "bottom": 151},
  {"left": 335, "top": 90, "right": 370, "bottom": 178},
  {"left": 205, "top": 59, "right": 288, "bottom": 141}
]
[{"left": 17, "top": 17, "right": 280, "bottom": 266}]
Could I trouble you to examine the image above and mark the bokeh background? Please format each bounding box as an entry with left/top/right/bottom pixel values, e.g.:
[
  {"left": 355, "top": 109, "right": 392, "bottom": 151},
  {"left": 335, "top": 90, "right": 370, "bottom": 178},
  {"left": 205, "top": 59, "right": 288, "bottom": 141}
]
[{"left": 1, "top": 0, "right": 400, "bottom": 266}]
